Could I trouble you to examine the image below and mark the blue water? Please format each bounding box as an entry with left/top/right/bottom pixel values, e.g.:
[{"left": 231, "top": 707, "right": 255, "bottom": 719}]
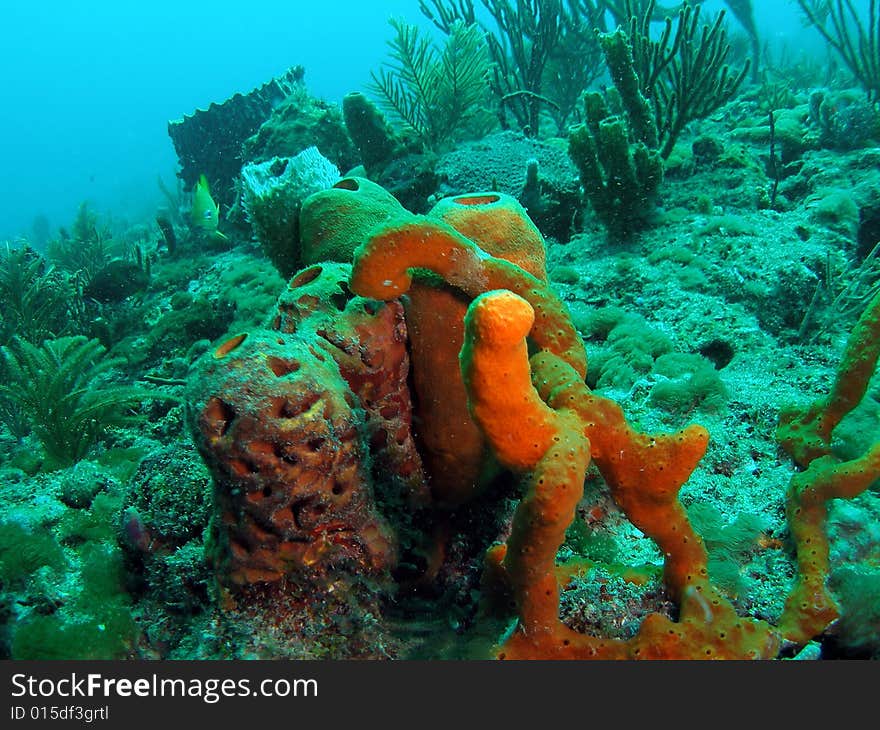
[{"left": 0, "top": 0, "right": 823, "bottom": 243}]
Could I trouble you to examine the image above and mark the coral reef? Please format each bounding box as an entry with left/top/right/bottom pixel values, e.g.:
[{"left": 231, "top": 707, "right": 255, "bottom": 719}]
[{"left": 5, "top": 2, "right": 880, "bottom": 663}]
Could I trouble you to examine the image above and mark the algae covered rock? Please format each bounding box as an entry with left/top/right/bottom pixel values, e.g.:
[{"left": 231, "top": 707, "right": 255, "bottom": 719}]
[
  {"left": 123, "top": 445, "right": 212, "bottom": 550},
  {"left": 84, "top": 259, "right": 150, "bottom": 303},
  {"left": 120, "top": 446, "right": 213, "bottom": 618},
  {"left": 241, "top": 85, "right": 358, "bottom": 174},
  {"left": 435, "top": 131, "right": 580, "bottom": 241}
]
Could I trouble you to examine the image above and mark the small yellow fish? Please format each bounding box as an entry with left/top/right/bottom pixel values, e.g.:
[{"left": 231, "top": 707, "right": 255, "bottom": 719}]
[{"left": 190, "top": 174, "right": 226, "bottom": 239}]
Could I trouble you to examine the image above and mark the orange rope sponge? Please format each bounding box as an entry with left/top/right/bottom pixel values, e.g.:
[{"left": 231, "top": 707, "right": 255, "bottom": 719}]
[{"left": 464, "top": 291, "right": 779, "bottom": 659}]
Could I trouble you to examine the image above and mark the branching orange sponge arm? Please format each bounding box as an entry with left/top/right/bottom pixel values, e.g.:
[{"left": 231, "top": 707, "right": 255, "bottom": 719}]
[
  {"left": 463, "top": 293, "right": 784, "bottom": 658},
  {"left": 775, "top": 289, "right": 880, "bottom": 642},
  {"left": 350, "top": 217, "right": 587, "bottom": 378},
  {"left": 821, "top": 288, "right": 880, "bottom": 434},
  {"left": 780, "top": 443, "right": 880, "bottom": 643},
  {"left": 779, "top": 288, "right": 880, "bottom": 466},
  {"left": 530, "top": 350, "right": 712, "bottom": 603},
  {"left": 463, "top": 293, "right": 778, "bottom": 659}
]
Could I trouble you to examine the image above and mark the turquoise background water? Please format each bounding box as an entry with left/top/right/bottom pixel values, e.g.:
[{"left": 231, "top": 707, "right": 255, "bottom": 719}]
[{"left": 0, "top": 1, "right": 820, "bottom": 241}]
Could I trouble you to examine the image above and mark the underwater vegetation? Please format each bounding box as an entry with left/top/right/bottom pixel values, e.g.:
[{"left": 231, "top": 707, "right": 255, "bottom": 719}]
[
  {"left": 3, "top": 0, "right": 880, "bottom": 661},
  {"left": 0, "top": 336, "right": 153, "bottom": 468},
  {"left": 569, "top": 0, "right": 749, "bottom": 237},
  {"left": 797, "top": 0, "right": 880, "bottom": 102},
  {"left": 370, "top": 18, "right": 493, "bottom": 151},
  {"left": 0, "top": 244, "right": 73, "bottom": 348}
]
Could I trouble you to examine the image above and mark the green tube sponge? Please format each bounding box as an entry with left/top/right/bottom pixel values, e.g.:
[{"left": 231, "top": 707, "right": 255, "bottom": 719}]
[{"left": 299, "top": 176, "right": 408, "bottom": 266}]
